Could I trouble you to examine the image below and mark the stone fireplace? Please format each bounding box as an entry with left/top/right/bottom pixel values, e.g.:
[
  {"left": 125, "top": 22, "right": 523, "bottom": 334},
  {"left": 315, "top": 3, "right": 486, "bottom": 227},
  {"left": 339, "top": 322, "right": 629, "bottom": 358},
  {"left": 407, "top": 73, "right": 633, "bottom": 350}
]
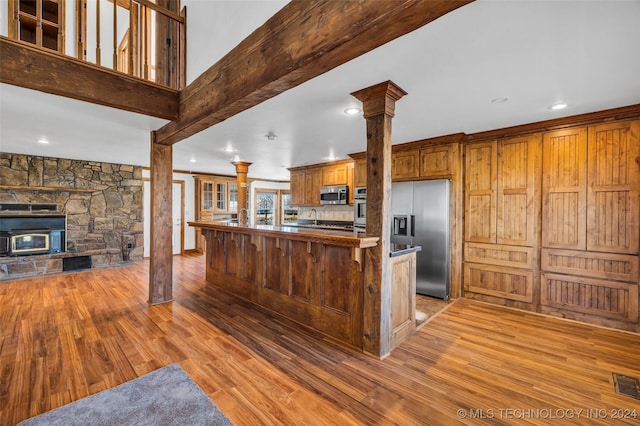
[{"left": 0, "top": 153, "right": 143, "bottom": 279}]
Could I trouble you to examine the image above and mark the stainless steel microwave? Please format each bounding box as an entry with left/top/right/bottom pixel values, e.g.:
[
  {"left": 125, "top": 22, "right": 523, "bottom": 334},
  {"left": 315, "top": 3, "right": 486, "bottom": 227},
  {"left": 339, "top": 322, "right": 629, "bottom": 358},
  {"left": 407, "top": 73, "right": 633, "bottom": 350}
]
[{"left": 320, "top": 185, "right": 348, "bottom": 205}]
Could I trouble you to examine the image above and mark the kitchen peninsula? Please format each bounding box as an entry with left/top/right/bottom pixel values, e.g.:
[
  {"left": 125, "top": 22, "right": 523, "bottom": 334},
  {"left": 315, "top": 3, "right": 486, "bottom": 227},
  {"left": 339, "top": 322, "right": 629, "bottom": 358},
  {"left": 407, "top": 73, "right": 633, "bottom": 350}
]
[{"left": 189, "top": 220, "right": 420, "bottom": 355}]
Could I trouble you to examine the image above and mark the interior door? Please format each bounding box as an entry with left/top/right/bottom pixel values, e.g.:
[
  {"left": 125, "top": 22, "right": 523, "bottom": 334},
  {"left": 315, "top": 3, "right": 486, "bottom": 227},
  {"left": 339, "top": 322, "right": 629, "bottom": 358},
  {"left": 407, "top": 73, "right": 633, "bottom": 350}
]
[
  {"left": 143, "top": 180, "right": 183, "bottom": 257},
  {"left": 172, "top": 182, "right": 183, "bottom": 255},
  {"left": 143, "top": 180, "right": 151, "bottom": 258}
]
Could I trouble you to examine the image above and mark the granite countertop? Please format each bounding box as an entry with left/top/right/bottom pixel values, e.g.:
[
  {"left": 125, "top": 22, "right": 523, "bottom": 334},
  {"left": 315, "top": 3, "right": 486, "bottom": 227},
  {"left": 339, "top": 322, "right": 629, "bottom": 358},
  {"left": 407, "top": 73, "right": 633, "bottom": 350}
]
[
  {"left": 188, "top": 220, "right": 378, "bottom": 249},
  {"left": 389, "top": 243, "right": 422, "bottom": 257}
]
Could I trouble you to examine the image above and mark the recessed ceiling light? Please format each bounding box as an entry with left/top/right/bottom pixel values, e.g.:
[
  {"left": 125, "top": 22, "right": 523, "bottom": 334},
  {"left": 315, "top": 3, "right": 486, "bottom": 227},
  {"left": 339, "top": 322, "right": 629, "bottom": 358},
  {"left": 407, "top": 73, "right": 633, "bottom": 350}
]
[
  {"left": 549, "top": 103, "right": 568, "bottom": 111},
  {"left": 224, "top": 146, "right": 234, "bottom": 153},
  {"left": 37, "top": 138, "right": 49, "bottom": 144},
  {"left": 344, "top": 107, "right": 361, "bottom": 115},
  {"left": 491, "top": 97, "right": 509, "bottom": 104},
  {"left": 189, "top": 158, "right": 197, "bottom": 163}
]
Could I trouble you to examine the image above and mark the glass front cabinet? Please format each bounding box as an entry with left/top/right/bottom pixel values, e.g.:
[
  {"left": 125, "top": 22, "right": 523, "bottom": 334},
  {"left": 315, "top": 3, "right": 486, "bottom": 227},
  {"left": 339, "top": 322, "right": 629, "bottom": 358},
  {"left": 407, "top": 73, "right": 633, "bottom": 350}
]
[{"left": 195, "top": 176, "right": 239, "bottom": 252}]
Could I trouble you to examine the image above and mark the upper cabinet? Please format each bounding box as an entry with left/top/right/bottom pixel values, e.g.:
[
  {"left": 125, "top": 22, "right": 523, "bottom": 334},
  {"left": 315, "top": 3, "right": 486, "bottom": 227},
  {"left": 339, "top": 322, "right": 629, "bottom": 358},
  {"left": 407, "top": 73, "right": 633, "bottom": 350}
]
[
  {"left": 587, "top": 120, "right": 639, "bottom": 254},
  {"left": 289, "top": 160, "right": 353, "bottom": 206},
  {"left": 289, "top": 168, "right": 321, "bottom": 206},
  {"left": 541, "top": 127, "right": 588, "bottom": 250},
  {"left": 464, "top": 135, "right": 542, "bottom": 247},
  {"left": 322, "top": 163, "right": 349, "bottom": 186},
  {"left": 392, "top": 150, "right": 419, "bottom": 180},
  {"left": 542, "top": 120, "right": 639, "bottom": 254},
  {"left": 196, "top": 176, "right": 238, "bottom": 218},
  {"left": 353, "top": 157, "right": 367, "bottom": 188},
  {"left": 419, "top": 145, "right": 454, "bottom": 179},
  {"left": 8, "top": 0, "right": 65, "bottom": 53},
  {"left": 352, "top": 143, "right": 457, "bottom": 187}
]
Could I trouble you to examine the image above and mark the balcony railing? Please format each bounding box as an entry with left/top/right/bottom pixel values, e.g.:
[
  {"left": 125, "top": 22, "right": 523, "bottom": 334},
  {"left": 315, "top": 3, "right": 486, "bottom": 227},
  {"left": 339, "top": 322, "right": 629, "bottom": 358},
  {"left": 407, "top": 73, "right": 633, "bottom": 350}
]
[{"left": 5, "top": 0, "right": 186, "bottom": 90}]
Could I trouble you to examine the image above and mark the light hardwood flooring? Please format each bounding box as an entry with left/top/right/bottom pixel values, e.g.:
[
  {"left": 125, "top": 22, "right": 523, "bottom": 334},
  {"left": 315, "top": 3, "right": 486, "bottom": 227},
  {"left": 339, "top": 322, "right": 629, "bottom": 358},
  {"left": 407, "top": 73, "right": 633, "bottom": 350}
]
[{"left": 1, "top": 254, "right": 639, "bottom": 425}]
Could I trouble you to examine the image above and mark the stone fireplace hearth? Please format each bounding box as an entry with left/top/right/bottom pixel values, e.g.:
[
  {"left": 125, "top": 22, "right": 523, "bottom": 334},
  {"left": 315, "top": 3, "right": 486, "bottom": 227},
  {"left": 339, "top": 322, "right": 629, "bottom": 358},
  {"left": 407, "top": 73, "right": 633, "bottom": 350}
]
[{"left": 0, "top": 153, "right": 143, "bottom": 279}]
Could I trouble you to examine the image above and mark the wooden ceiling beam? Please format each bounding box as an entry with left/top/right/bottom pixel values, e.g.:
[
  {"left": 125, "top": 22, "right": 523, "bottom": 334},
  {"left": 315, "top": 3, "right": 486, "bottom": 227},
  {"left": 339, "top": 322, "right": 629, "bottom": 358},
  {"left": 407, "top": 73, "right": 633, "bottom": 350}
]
[
  {"left": 0, "top": 37, "right": 179, "bottom": 120},
  {"left": 155, "top": 0, "right": 473, "bottom": 145}
]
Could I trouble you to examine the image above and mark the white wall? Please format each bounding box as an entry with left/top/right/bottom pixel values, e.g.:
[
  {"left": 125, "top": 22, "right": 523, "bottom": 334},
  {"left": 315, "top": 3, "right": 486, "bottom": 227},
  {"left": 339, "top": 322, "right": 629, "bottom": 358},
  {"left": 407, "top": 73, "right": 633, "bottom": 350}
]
[
  {"left": 181, "top": 0, "right": 288, "bottom": 85},
  {"left": 0, "top": 3, "right": 8, "bottom": 37},
  {"left": 65, "top": 0, "right": 76, "bottom": 56},
  {"left": 142, "top": 169, "right": 197, "bottom": 257},
  {"left": 85, "top": 0, "right": 130, "bottom": 68}
]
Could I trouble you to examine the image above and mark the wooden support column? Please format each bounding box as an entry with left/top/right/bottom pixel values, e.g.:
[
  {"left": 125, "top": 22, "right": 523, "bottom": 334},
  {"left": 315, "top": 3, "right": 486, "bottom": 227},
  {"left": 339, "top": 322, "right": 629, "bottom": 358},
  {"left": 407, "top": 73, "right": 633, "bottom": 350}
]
[
  {"left": 351, "top": 81, "right": 407, "bottom": 358},
  {"left": 149, "top": 131, "right": 173, "bottom": 304},
  {"left": 232, "top": 161, "right": 252, "bottom": 224}
]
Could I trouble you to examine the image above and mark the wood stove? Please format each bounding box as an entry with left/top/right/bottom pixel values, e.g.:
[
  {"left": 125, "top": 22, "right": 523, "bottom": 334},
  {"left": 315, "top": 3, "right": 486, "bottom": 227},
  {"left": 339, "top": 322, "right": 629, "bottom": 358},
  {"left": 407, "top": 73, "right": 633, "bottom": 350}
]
[{"left": 0, "top": 215, "right": 66, "bottom": 257}]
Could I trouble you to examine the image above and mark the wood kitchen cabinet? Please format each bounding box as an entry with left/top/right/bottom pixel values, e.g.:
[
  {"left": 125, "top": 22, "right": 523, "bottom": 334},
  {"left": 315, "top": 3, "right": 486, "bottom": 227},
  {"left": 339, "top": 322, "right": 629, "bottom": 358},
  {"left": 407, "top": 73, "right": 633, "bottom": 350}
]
[
  {"left": 419, "top": 145, "right": 453, "bottom": 178},
  {"left": 289, "top": 168, "right": 321, "bottom": 206},
  {"left": 391, "top": 149, "right": 419, "bottom": 180},
  {"left": 290, "top": 161, "right": 354, "bottom": 206},
  {"left": 463, "top": 134, "right": 542, "bottom": 307},
  {"left": 540, "top": 119, "right": 640, "bottom": 325},
  {"left": 194, "top": 176, "right": 239, "bottom": 251},
  {"left": 389, "top": 251, "right": 417, "bottom": 351},
  {"left": 304, "top": 169, "right": 321, "bottom": 205},
  {"left": 353, "top": 157, "right": 367, "bottom": 188},
  {"left": 322, "top": 163, "right": 349, "bottom": 186}
]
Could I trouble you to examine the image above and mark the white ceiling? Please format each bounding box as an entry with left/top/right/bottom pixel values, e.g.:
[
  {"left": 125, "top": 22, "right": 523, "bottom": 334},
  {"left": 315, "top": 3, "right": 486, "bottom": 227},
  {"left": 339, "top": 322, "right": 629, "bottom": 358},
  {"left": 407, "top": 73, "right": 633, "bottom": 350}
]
[{"left": 2, "top": 0, "right": 640, "bottom": 181}]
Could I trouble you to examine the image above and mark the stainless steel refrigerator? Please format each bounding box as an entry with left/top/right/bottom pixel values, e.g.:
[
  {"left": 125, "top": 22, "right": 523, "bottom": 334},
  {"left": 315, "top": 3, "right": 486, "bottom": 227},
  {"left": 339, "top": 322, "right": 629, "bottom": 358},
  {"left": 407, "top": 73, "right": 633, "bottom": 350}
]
[{"left": 391, "top": 180, "right": 450, "bottom": 299}]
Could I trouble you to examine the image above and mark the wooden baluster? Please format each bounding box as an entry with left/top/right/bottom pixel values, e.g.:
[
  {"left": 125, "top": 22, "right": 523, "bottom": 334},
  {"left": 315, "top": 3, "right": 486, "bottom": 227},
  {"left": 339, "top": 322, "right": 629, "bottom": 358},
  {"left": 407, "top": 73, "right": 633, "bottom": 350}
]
[
  {"left": 128, "top": 0, "right": 134, "bottom": 76},
  {"left": 96, "top": 0, "right": 101, "bottom": 66},
  {"left": 113, "top": 0, "right": 117, "bottom": 70},
  {"left": 142, "top": 5, "right": 148, "bottom": 80}
]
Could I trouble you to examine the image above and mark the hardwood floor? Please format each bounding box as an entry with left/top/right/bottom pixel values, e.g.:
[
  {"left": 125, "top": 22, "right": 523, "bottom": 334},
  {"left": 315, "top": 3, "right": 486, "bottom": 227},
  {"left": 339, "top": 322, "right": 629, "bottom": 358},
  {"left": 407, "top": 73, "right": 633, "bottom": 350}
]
[{"left": 2, "top": 254, "right": 639, "bottom": 425}]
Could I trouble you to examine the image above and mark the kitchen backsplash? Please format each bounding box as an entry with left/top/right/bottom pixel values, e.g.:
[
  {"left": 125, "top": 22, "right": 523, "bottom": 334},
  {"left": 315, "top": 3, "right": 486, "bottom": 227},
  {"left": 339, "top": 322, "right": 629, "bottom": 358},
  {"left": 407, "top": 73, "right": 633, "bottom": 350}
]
[{"left": 298, "top": 205, "right": 353, "bottom": 222}]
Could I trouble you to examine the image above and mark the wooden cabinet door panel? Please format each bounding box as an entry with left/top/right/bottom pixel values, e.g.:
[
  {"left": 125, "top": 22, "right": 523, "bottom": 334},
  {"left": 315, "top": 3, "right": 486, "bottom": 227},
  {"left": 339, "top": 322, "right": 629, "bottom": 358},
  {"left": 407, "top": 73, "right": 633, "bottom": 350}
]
[
  {"left": 465, "top": 142, "right": 497, "bottom": 243},
  {"left": 289, "top": 171, "right": 305, "bottom": 205},
  {"left": 542, "top": 128, "right": 587, "bottom": 249},
  {"left": 334, "top": 164, "right": 348, "bottom": 185},
  {"left": 392, "top": 150, "right": 419, "bottom": 180},
  {"left": 497, "top": 134, "right": 541, "bottom": 246},
  {"left": 587, "top": 120, "right": 640, "bottom": 254},
  {"left": 464, "top": 263, "right": 534, "bottom": 303},
  {"left": 323, "top": 164, "right": 349, "bottom": 186},
  {"left": 541, "top": 272, "right": 638, "bottom": 322},
  {"left": 304, "top": 169, "right": 321, "bottom": 205},
  {"left": 419, "top": 145, "right": 451, "bottom": 178},
  {"left": 353, "top": 158, "right": 367, "bottom": 188},
  {"left": 323, "top": 167, "right": 336, "bottom": 186}
]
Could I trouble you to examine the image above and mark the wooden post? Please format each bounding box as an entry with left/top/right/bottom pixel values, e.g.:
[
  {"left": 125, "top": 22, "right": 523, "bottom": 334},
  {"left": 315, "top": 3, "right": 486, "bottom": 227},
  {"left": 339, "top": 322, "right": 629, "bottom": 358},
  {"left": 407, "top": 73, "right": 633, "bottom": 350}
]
[
  {"left": 351, "top": 81, "right": 407, "bottom": 358},
  {"left": 232, "top": 161, "right": 252, "bottom": 224},
  {"left": 149, "top": 131, "right": 173, "bottom": 304}
]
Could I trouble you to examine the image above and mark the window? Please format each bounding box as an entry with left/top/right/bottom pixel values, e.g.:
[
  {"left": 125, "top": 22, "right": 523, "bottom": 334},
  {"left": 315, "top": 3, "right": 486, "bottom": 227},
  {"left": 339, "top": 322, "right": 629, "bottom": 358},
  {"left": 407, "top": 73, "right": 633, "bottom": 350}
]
[
  {"left": 255, "top": 190, "right": 277, "bottom": 225},
  {"left": 8, "top": 0, "right": 65, "bottom": 53},
  {"left": 281, "top": 192, "right": 298, "bottom": 224}
]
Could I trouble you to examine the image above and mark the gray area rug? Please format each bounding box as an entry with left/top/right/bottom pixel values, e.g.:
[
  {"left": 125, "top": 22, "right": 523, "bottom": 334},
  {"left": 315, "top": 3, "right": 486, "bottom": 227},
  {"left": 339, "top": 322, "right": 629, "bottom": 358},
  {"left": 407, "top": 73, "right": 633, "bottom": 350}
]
[{"left": 19, "top": 363, "right": 233, "bottom": 426}]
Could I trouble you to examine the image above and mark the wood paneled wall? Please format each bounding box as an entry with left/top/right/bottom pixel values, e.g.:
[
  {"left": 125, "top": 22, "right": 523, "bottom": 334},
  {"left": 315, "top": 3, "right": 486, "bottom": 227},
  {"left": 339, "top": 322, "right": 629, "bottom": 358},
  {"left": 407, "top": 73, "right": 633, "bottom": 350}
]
[{"left": 462, "top": 112, "right": 639, "bottom": 332}]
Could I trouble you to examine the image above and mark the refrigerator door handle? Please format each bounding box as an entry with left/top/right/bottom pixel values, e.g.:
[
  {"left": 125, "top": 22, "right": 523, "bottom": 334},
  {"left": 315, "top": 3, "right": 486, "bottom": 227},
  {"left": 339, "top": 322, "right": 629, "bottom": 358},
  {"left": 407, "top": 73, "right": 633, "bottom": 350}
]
[{"left": 410, "top": 215, "right": 415, "bottom": 237}]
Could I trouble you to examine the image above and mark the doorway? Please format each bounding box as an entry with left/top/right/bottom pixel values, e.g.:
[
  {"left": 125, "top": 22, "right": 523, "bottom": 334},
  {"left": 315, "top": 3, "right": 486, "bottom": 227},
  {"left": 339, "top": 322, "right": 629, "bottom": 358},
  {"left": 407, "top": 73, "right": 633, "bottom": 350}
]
[
  {"left": 254, "top": 189, "right": 278, "bottom": 225},
  {"left": 143, "top": 179, "right": 184, "bottom": 257}
]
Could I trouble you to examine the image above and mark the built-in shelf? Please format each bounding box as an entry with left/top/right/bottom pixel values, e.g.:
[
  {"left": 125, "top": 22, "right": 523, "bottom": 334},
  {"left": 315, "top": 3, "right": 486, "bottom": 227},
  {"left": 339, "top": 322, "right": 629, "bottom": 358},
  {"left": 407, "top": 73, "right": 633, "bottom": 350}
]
[{"left": 0, "top": 185, "right": 95, "bottom": 193}]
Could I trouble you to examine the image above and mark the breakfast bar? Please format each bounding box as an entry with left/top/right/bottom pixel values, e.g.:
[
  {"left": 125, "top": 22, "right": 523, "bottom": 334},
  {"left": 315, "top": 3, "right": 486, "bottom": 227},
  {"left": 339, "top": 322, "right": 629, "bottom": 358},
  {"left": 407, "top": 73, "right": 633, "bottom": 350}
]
[{"left": 190, "top": 220, "right": 380, "bottom": 349}]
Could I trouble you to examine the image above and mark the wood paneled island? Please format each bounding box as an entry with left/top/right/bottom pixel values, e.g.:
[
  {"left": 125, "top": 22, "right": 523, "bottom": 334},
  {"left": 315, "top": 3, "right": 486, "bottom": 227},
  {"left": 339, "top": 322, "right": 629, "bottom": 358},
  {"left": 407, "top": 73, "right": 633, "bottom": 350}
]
[
  {"left": 190, "top": 220, "right": 377, "bottom": 350},
  {"left": 189, "top": 220, "right": 420, "bottom": 355}
]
